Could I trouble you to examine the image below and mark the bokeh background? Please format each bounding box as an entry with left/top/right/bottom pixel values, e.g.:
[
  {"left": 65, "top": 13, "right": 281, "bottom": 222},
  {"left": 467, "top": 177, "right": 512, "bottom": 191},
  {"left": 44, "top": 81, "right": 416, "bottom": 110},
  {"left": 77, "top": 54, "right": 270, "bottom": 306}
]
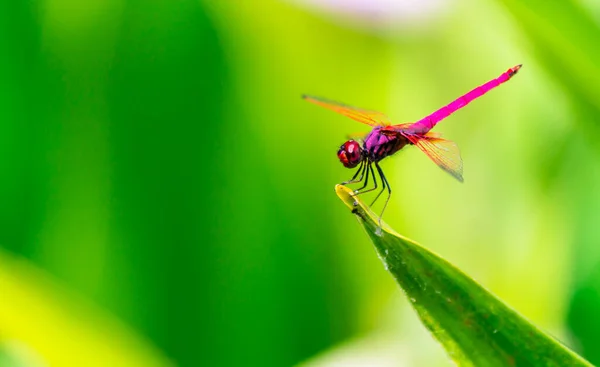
[{"left": 2, "top": 0, "right": 600, "bottom": 366}]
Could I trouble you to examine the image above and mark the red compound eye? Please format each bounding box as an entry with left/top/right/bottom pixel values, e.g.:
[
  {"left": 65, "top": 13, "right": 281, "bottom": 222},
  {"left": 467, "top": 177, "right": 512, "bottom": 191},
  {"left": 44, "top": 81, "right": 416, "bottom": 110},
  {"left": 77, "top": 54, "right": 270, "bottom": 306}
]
[{"left": 337, "top": 140, "right": 362, "bottom": 168}]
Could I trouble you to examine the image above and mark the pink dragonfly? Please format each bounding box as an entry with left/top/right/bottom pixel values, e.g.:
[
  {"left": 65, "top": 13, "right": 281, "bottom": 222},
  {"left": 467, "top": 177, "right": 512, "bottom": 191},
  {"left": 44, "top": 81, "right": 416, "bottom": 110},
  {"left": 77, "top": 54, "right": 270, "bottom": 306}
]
[{"left": 304, "top": 65, "right": 522, "bottom": 221}]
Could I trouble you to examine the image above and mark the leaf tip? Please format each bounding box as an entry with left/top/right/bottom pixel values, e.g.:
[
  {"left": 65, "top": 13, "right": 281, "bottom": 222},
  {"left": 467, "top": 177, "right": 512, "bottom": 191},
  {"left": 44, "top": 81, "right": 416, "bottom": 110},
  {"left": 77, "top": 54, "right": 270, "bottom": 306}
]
[
  {"left": 335, "top": 184, "right": 357, "bottom": 209},
  {"left": 334, "top": 184, "right": 419, "bottom": 246}
]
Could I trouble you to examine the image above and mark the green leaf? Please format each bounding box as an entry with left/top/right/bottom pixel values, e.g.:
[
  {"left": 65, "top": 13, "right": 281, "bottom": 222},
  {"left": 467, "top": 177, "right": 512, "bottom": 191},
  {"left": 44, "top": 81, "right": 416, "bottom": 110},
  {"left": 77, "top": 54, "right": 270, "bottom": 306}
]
[{"left": 336, "top": 184, "right": 591, "bottom": 366}]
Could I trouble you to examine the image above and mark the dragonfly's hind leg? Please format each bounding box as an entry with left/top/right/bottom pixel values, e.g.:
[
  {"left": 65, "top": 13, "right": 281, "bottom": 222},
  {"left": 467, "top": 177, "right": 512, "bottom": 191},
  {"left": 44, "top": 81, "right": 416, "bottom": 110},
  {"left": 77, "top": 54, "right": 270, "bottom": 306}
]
[
  {"left": 370, "top": 171, "right": 387, "bottom": 207},
  {"left": 375, "top": 162, "right": 391, "bottom": 228}
]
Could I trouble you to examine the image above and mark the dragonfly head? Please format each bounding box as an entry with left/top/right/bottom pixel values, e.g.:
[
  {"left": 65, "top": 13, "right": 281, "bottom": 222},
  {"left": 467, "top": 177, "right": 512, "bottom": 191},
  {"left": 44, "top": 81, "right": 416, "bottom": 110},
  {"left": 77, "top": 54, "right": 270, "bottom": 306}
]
[{"left": 338, "top": 140, "right": 363, "bottom": 168}]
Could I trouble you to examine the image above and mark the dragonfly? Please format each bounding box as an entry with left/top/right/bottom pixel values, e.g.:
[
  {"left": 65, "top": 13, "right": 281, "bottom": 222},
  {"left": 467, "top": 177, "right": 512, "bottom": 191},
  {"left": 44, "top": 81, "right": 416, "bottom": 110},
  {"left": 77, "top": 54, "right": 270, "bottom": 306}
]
[{"left": 303, "top": 64, "right": 522, "bottom": 223}]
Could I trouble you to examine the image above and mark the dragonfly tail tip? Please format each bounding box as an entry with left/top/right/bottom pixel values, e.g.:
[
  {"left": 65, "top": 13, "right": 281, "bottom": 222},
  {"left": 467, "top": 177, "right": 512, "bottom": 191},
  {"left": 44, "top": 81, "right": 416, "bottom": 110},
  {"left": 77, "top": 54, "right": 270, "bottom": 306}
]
[{"left": 508, "top": 64, "right": 522, "bottom": 77}]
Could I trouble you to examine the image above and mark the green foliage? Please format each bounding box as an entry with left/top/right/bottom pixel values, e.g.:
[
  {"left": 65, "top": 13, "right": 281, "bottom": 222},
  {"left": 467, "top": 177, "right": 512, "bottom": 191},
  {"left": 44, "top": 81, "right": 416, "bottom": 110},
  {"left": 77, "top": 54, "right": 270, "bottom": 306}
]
[
  {"left": 497, "top": 0, "right": 600, "bottom": 116},
  {"left": 3, "top": 0, "right": 600, "bottom": 365},
  {"left": 496, "top": 1, "right": 600, "bottom": 363},
  {"left": 0, "top": 248, "right": 173, "bottom": 367},
  {"left": 336, "top": 184, "right": 592, "bottom": 366}
]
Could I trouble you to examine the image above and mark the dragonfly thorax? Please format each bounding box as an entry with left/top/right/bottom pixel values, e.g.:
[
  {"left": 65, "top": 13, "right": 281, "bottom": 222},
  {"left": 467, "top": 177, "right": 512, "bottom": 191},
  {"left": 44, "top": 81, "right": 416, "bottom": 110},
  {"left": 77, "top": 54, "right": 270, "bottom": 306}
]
[
  {"left": 337, "top": 140, "right": 364, "bottom": 168},
  {"left": 363, "top": 127, "right": 409, "bottom": 163}
]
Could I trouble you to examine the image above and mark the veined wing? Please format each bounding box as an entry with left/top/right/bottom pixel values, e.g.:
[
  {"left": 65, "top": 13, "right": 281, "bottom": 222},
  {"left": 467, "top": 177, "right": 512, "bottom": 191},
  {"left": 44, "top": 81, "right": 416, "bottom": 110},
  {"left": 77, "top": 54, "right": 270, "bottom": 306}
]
[
  {"left": 381, "top": 123, "right": 442, "bottom": 138},
  {"left": 403, "top": 133, "right": 464, "bottom": 182},
  {"left": 303, "top": 95, "right": 392, "bottom": 127},
  {"left": 380, "top": 123, "right": 425, "bottom": 136}
]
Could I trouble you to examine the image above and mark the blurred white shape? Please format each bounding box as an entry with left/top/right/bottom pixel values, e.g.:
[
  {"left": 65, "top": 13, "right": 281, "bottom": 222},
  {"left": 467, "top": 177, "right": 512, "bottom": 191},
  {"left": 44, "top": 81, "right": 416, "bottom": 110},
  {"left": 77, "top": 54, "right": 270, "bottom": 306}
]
[{"left": 285, "top": 0, "right": 452, "bottom": 31}]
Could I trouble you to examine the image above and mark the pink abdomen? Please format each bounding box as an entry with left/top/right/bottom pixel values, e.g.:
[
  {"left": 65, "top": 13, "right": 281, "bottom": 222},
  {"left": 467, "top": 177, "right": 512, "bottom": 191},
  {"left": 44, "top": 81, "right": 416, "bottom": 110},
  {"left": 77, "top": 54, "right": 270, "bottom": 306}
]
[{"left": 409, "top": 65, "right": 521, "bottom": 134}]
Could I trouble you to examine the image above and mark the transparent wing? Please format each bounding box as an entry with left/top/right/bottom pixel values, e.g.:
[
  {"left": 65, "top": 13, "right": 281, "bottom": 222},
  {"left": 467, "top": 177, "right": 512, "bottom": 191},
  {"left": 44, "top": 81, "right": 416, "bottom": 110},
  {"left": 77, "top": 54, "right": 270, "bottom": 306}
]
[
  {"left": 380, "top": 123, "right": 417, "bottom": 137},
  {"left": 403, "top": 133, "right": 464, "bottom": 182},
  {"left": 380, "top": 124, "right": 443, "bottom": 143},
  {"left": 303, "top": 95, "right": 392, "bottom": 127},
  {"left": 381, "top": 123, "right": 442, "bottom": 137},
  {"left": 422, "top": 131, "right": 442, "bottom": 138}
]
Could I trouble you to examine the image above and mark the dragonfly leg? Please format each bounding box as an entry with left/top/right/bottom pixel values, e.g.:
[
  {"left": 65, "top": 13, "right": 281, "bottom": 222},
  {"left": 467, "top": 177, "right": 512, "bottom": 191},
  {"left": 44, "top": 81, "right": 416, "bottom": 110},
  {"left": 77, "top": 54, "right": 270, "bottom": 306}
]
[
  {"left": 342, "top": 161, "right": 365, "bottom": 185},
  {"left": 370, "top": 170, "right": 387, "bottom": 207},
  {"left": 351, "top": 162, "right": 371, "bottom": 194},
  {"left": 375, "top": 162, "right": 391, "bottom": 227},
  {"left": 353, "top": 163, "right": 378, "bottom": 196}
]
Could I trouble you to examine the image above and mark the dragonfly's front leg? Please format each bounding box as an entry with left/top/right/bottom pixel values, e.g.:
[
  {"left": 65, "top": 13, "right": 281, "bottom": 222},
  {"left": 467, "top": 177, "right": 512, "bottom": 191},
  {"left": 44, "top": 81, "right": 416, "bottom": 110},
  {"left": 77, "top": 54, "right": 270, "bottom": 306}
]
[
  {"left": 341, "top": 161, "right": 366, "bottom": 185},
  {"left": 349, "top": 162, "right": 370, "bottom": 194},
  {"left": 353, "top": 163, "right": 378, "bottom": 196}
]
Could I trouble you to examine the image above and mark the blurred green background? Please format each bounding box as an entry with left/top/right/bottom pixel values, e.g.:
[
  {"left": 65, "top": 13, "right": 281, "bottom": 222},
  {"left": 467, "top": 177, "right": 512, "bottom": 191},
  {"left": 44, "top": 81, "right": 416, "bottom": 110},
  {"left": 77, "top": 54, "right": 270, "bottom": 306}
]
[{"left": 2, "top": 0, "right": 600, "bottom": 366}]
